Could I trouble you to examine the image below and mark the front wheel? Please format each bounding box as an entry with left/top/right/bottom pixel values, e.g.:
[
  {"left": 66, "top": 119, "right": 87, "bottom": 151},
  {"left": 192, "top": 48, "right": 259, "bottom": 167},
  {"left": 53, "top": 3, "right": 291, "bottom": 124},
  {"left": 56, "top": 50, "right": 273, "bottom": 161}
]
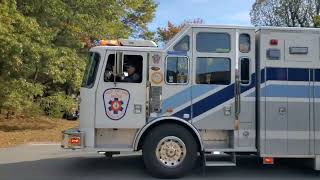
[{"left": 142, "top": 123, "right": 198, "bottom": 178}]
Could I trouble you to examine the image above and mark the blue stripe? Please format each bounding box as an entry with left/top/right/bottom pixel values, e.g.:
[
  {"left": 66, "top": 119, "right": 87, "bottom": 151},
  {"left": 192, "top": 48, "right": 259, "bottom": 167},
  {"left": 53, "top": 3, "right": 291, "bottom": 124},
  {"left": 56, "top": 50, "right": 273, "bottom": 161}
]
[
  {"left": 266, "top": 67, "right": 313, "bottom": 81},
  {"left": 315, "top": 86, "right": 320, "bottom": 98},
  {"left": 173, "top": 74, "right": 257, "bottom": 118},
  {"left": 288, "top": 68, "right": 309, "bottom": 81},
  {"left": 171, "top": 67, "right": 318, "bottom": 119},
  {"left": 161, "top": 85, "right": 217, "bottom": 114},
  {"left": 263, "top": 85, "right": 311, "bottom": 98},
  {"left": 172, "top": 84, "right": 234, "bottom": 118},
  {"left": 267, "top": 67, "right": 287, "bottom": 81},
  {"left": 161, "top": 88, "right": 191, "bottom": 114},
  {"left": 173, "top": 75, "right": 256, "bottom": 118},
  {"left": 192, "top": 84, "right": 219, "bottom": 98},
  {"left": 316, "top": 69, "right": 320, "bottom": 82},
  {"left": 192, "top": 84, "right": 235, "bottom": 118},
  {"left": 261, "top": 68, "right": 266, "bottom": 84}
]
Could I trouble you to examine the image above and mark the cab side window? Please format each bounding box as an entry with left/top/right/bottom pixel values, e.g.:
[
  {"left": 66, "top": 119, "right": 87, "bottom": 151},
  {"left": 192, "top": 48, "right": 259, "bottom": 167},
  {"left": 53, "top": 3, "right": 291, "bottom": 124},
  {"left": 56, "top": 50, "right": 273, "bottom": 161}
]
[
  {"left": 104, "top": 54, "right": 143, "bottom": 83},
  {"left": 196, "top": 32, "right": 230, "bottom": 53},
  {"left": 173, "top": 35, "right": 190, "bottom": 51},
  {"left": 166, "top": 56, "right": 189, "bottom": 84},
  {"left": 196, "top": 57, "right": 231, "bottom": 85}
]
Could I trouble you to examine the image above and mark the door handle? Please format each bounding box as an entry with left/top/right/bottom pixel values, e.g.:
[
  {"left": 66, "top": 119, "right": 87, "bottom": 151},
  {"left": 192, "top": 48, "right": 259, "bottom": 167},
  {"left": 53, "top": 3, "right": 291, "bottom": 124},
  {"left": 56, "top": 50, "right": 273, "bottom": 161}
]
[{"left": 279, "top": 107, "right": 286, "bottom": 115}]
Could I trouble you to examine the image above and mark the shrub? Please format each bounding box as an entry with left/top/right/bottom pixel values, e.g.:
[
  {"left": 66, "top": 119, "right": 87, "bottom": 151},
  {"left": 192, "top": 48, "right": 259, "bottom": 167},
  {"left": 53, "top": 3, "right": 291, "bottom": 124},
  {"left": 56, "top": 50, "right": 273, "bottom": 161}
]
[
  {"left": 0, "top": 79, "right": 44, "bottom": 118},
  {"left": 41, "top": 92, "right": 77, "bottom": 118}
]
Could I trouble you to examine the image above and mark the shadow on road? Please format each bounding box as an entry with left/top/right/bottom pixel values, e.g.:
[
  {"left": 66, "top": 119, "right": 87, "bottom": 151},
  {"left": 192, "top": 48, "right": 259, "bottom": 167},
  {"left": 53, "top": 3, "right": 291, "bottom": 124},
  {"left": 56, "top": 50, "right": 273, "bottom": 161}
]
[{"left": 0, "top": 155, "right": 319, "bottom": 179}]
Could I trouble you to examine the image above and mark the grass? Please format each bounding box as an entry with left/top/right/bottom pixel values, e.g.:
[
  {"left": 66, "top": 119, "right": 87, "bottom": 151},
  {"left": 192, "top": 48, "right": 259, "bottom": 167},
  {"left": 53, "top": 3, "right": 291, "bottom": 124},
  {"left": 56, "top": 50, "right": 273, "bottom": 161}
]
[{"left": 0, "top": 114, "right": 79, "bottom": 148}]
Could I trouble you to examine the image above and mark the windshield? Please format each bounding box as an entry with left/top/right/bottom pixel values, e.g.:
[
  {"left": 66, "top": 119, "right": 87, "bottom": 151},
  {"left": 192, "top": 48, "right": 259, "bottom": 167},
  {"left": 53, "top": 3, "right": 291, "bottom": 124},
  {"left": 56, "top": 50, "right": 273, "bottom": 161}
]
[{"left": 81, "top": 52, "right": 101, "bottom": 88}]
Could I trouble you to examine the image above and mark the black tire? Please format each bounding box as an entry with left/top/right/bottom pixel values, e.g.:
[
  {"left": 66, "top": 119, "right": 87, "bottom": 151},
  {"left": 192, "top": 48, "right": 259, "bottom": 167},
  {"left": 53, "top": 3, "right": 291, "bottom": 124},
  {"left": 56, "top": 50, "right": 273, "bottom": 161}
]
[{"left": 142, "top": 123, "right": 198, "bottom": 178}]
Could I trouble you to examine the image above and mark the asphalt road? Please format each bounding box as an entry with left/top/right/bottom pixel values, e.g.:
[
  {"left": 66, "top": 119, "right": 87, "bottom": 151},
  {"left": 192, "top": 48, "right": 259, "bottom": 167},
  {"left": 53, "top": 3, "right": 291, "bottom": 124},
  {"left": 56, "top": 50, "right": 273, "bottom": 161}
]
[{"left": 0, "top": 144, "right": 320, "bottom": 180}]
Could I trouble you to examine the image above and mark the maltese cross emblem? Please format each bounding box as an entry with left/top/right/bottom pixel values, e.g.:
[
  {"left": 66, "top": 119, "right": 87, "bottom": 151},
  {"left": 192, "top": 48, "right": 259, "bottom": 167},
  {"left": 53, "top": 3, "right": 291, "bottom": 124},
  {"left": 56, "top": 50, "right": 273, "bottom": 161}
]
[{"left": 108, "top": 98, "right": 124, "bottom": 114}]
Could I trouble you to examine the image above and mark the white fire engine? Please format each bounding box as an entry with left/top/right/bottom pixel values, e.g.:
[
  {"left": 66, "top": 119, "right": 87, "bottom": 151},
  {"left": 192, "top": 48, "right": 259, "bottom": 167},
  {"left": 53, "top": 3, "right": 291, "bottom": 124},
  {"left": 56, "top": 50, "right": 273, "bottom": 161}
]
[{"left": 62, "top": 25, "right": 320, "bottom": 178}]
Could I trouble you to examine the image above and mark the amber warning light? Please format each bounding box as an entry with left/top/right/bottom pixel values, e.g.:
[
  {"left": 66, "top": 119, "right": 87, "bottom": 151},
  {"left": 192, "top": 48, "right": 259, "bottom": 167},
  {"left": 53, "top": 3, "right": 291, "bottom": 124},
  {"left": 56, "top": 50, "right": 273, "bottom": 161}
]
[
  {"left": 94, "top": 40, "right": 119, "bottom": 46},
  {"left": 263, "top": 157, "right": 274, "bottom": 164},
  {"left": 70, "top": 137, "right": 81, "bottom": 146}
]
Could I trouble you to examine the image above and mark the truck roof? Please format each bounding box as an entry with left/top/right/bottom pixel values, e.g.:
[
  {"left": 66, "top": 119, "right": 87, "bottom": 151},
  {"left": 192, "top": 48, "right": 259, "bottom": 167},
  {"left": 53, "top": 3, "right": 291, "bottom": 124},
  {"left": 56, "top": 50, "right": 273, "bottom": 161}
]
[
  {"left": 90, "top": 24, "right": 320, "bottom": 52},
  {"left": 185, "top": 24, "right": 320, "bottom": 31},
  {"left": 256, "top": 26, "right": 320, "bottom": 33}
]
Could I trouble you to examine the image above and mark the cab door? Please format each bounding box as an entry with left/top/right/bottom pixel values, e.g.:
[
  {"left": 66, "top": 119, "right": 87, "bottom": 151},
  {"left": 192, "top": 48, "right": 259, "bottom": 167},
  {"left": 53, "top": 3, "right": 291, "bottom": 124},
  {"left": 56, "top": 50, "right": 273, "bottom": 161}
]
[
  {"left": 95, "top": 50, "right": 147, "bottom": 128},
  {"left": 191, "top": 27, "right": 236, "bottom": 130}
]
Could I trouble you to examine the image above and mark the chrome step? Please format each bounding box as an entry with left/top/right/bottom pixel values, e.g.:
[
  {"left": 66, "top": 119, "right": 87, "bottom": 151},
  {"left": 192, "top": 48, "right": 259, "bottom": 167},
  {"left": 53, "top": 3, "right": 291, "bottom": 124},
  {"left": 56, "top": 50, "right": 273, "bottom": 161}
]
[
  {"left": 205, "top": 161, "right": 236, "bottom": 167},
  {"left": 204, "top": 148, "right": 236, "bottom": 153},
  {"left": 204, "top": 152, "right": 237, "bottom": 167}
]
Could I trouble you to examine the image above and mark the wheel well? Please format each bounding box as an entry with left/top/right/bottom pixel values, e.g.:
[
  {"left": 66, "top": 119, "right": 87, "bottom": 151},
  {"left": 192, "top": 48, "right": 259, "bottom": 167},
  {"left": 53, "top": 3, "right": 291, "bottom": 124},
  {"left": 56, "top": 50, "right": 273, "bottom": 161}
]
[{"left": 137, "top": 120, "right": 202, "bottom": 152}]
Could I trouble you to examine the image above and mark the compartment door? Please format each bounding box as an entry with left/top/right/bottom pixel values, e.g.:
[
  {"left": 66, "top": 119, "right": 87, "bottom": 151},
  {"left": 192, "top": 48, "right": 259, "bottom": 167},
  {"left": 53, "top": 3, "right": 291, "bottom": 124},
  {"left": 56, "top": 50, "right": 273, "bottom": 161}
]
[
  {"left": 287, "top": 68, "right": 311, "bottom": 155},
  {"left": 315, "top": 69, "right": 320, "bottom": 154},
  {"left": 265, "top": 68, "right": 288, "bottom": 155}
]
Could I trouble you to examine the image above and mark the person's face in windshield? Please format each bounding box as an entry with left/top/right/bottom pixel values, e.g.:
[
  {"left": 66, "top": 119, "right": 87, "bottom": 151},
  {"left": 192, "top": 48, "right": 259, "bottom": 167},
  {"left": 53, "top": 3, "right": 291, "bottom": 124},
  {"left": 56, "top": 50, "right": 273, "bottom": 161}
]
[{"left": 127, "top": 65, "right": 136, "bottom": 76}]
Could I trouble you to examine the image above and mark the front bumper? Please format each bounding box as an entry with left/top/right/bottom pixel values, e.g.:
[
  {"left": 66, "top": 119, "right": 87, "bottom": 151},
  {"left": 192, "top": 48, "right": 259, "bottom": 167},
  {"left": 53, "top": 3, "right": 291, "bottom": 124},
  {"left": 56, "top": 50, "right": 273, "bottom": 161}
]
[{"left": 61, "top": 128, "right": 85, "bottom": 149}]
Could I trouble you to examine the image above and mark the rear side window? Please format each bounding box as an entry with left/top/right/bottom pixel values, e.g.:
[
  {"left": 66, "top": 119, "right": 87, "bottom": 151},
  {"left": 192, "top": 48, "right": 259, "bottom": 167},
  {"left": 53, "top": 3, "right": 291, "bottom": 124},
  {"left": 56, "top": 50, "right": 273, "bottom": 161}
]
[
  {"left": 166, "top": 56, "right": 189, "bottom": 84},
  {"left": 239, "top": 34, "right": 250, "bottom": 53},
  {"left": 81, "top": 52, "right": 100, "bottom": 88},
  {"left": 240, "top": 57, "right": 250, "bottom": 84},
  {"left": 196, "top": 32, "right": 230, "bottom": 53},
  {"left": 173, "top": 35, "right": 190, "bottom": 51},
  {"left": 196, "top": 57, "right": 231, "bottom": 85}
]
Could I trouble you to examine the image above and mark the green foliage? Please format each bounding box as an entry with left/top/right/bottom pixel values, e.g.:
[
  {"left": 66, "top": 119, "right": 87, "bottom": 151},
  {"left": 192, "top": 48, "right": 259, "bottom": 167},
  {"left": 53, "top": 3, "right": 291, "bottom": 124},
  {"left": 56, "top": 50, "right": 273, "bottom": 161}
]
[
  {"left": 314, "top": 15, "right": 320, "bottom": 27},
  {"left": 41, "top": 92, "right": 77, "bottom": 118},
  {"left": 0, "top": 0, "right": 157, "bottom": 117},
  {"left": 0, "top": 79, "right": 43, "bottom": 113}
]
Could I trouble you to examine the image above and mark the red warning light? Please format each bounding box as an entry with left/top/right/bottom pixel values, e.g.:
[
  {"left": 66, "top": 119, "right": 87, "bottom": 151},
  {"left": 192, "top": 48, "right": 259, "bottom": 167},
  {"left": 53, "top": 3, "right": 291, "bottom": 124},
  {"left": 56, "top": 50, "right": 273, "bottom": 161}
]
[{"left": 270, "top": 39, "right": 278, "bottom": 45}]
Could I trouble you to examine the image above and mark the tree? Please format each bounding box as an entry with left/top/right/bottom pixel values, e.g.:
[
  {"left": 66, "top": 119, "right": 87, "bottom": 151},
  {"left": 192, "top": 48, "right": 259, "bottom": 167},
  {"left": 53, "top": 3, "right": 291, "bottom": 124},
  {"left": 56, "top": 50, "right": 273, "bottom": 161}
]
[
  {"left": 156, "top": 18, "right": 204, "bottom": 43},
  {"left": 250, "top": 0, "right": 320, "bottom": 27},
  {"left": 0, "top": 0, "right": 157, "bottom": 117},
  {"left": 314, "top": 15, "right": 320, "bottom": 27}
]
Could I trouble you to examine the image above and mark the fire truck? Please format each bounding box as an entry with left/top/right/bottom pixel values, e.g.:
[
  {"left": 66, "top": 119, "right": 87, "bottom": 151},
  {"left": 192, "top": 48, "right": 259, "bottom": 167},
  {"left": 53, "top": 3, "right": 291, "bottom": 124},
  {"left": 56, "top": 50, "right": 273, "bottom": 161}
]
[{"left": 62, "top": 25, "right": 320, "bottom": 178}]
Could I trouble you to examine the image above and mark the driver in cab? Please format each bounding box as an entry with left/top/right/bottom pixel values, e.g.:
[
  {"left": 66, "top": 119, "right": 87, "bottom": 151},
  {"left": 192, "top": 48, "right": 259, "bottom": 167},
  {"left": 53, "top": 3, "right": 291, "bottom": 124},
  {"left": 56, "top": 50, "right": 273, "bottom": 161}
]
[{"left": 121, "top": 63, "right": 141, "bottom": 83}]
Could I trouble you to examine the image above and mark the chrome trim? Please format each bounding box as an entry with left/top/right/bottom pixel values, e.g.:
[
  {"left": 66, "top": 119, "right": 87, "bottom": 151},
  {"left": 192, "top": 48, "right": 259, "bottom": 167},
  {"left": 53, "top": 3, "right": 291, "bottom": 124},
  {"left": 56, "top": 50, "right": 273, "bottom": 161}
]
[{"left": 133, "top": 116, "right": 204, "bottom": 151}]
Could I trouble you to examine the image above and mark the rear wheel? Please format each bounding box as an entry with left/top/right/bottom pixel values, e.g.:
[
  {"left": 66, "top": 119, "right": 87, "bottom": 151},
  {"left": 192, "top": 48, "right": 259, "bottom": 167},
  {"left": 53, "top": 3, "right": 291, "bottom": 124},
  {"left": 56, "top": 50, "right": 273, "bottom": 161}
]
[{"left": 142, "top": 123, "right": 198, "bottom": 178}]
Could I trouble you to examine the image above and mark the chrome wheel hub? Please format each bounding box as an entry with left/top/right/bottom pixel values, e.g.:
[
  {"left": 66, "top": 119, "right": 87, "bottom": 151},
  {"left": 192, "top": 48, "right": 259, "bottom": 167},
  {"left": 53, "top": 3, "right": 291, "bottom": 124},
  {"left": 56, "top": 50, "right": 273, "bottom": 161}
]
[{"left": 155, "top": 136, "right": 186, "bottom": 167}]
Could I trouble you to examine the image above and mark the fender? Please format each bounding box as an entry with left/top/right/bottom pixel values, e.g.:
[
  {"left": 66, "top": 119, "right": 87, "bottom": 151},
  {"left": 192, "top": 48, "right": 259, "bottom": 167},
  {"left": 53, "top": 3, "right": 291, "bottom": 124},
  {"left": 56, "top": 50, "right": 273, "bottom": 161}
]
[{"left": 133, "top": 116, "right": 204, "bottom": 151}]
